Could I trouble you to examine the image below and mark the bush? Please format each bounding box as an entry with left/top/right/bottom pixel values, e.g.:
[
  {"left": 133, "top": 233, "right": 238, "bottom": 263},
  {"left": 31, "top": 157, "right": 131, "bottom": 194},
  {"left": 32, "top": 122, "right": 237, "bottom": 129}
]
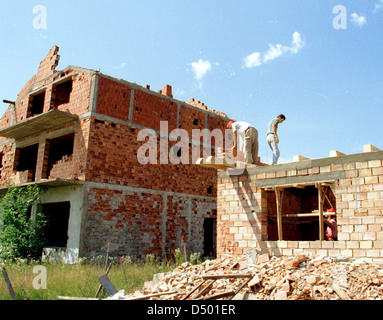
[{"left": 0, "top": 185, "right": 46, "bottom": 261}]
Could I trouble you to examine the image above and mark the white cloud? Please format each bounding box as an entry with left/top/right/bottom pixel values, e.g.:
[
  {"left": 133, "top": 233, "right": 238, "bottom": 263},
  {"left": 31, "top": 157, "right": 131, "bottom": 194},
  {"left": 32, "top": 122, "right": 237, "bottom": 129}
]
[
  {"left": 112, "top": 62, "right": 127, "bottom": 70},
  {"left": 290, "top": 31, "right": 305, "bottom": 53},
  {"left": 263, "top": 43, "right": 285, "bottom": 63},
  {"left": 243, "top": 52, "right": 262, "bottom": 68},
  {"left": 374, "top": 0, "right": 383, "bottom": 14},
  {"left": 191, "top": 59, "right": 212, "bottom": 81},
  {"left": 243, "top": 32, "right": 305, "bottom": 69},
  {"left": 350, "top": 13, "right": 367, "bottom": 27}
]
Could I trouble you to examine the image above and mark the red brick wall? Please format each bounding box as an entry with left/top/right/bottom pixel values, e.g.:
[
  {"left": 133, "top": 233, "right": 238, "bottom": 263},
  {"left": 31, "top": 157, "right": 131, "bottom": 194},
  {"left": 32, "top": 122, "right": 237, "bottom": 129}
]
[
  {"left": 96, "top": 76, "right": 132, "bottom": 121},
  {"left": 82, "top": 76, "right": 232, "bottom": 258},
  {"left": 84, "top": 186, "right": 217, "bottom": 259},
  {"left": 85, "top": 117, "right": 218, "bottom": 197},
  {"left": 132, "top": 89, "right": 178, "bottom": 131}
]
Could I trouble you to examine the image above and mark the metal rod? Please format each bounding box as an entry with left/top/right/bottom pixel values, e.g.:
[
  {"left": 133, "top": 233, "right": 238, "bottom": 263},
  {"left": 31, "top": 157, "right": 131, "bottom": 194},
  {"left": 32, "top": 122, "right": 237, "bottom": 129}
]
[{"left": 2, "top": 99, "right": 15, "bottom": 105}]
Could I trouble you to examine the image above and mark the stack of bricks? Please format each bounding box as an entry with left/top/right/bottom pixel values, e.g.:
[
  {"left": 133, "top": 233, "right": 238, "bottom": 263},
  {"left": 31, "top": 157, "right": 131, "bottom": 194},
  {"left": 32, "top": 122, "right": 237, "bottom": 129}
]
[{"left": 217, "top": 149, "right": 383, "bottom": 263}]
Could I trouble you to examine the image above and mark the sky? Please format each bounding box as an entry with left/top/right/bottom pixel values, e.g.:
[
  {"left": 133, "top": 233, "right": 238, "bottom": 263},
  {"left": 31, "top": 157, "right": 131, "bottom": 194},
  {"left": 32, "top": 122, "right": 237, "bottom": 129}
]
[{"left": 0, "top": 0, "right": 382, "bottom": 164}]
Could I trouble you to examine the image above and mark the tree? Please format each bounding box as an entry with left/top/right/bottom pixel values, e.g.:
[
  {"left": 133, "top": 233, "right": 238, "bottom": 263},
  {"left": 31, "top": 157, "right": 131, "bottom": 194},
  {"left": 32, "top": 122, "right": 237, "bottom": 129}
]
[{"left": 0, "top": 185, "right": 46, "bottom": 261}]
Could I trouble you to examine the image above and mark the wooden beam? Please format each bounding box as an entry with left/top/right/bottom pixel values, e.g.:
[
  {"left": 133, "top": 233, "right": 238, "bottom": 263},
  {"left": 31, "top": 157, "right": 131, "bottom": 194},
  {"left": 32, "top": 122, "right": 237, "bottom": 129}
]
[
  {"left": 127, "top": 291, "right": 177, "bottom": 300},
  {"left": 282, "top": 212, "right": 337, "bottom": 218},
  {"left": 202, "top": 273, "right": 252, "bottom": 280},
  {"left": 58, "top": 296, "right": 100, "bottom": 300},
  {"left": 181, "top": 279, "right": 207, "bottom": 300},
  {"left": 196, "top": 290, "right": 235, "bottom": 301},
  {"left": 275, "top": 187, "right": 284, "bottom": 240},
  {"left": 317, "top": 184, "right": 327, "bottom": 241},
  {"left": 261, "top": 181, "right": 335, "bottom": 190},
  {"left": 2, "top": 267, "right": 16, "bottom": 300}
]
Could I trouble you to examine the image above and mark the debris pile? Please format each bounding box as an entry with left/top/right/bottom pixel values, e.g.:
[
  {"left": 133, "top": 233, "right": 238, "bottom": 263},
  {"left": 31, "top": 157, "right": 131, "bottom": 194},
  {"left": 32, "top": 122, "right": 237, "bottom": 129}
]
[{"left": 109, "top": 251, "right": 383, "bottom": 300}]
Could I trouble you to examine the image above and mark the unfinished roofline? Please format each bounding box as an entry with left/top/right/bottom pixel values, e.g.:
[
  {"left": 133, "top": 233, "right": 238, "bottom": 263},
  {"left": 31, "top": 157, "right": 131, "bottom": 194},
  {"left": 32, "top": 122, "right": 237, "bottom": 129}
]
[
  {"left": 218, "top": 150, "right": 383, "bottom": 178},
  {"left": 97, "top": 73, "right": 233, "bottom": 122},
  {"left": 11, "top": 64, "right": 233, "bottom": 124},
  {"left": 13, "top": 68, "right": 92, "bottom": 112}
]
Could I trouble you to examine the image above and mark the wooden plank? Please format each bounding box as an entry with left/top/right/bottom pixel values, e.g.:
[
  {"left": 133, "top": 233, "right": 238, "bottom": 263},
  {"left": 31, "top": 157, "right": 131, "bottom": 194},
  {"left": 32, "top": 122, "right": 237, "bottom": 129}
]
[
  {"left": 2, "top": 267, "right": 16, "bottom": 300},
  {"left": 58, "top": 296, "right": 100, "bottom": 300},
  {"left": 127, "top": 291, "right": 177, "bottom": 300},
  {"left": 227, "top": 276, "right": 254, "bottom": 300},
  {"left": 202, "top": 274, "right": 252, "bottom": 280},
  {"left": 98, "top": 274, "right": 118, "bottom": 296},
  {"left": 318, "top": 184, "right": 324, "bottom": 241},
  {"left": 261, "top": 180, "right": 335, "bottom": 190},
  {"left": 196, "top": 290, "right": 235, "bottom": 301},
  {"left": 275, "top": 187, "right": 284, "bottom": 240},
  {"left": 181, "top": 279, "right": 208, "bottom": 300},
  {"left": 282, "top": 212, "right": 337, "bottom": 218},
  {"left": 193, "top": 280, "right": 215, "bottom": 299}
]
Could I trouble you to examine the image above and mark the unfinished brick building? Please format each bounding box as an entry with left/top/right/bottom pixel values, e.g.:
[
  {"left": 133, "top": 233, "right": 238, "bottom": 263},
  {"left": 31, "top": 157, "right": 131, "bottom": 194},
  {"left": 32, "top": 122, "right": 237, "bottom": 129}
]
[
  {"left": 217, "top": 146, "right": 383, "bottom": 263},
  {"left": 0, "top": 46, "right": 233, "bottom": 262}
]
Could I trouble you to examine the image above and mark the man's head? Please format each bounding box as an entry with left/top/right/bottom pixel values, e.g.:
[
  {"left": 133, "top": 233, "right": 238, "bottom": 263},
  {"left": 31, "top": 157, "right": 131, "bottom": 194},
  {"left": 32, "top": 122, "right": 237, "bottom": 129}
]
[
  {"left": 327, "top": 208, "right": 336, "bottom": 219},
  {"left": 277, "top": 114, "right": 286, "bottom": 123},
  {"left": 227, "top": 120, "right": 235, "bottom": 129}
]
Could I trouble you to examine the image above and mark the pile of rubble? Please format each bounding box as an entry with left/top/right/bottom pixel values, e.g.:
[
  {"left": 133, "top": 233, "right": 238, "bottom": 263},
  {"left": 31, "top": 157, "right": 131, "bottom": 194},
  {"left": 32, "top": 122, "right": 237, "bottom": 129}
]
[{"left": 109, "top": 251, "right": 383, "bottom": 300}]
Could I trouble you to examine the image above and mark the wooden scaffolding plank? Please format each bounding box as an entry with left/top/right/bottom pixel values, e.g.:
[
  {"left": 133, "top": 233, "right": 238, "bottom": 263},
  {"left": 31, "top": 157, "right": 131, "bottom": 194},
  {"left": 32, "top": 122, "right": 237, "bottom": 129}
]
[
  {"left": 317, "top": 183, "right": 328, "bottom": 241},
  {"left": 275, "top": 187, "right": 284, "bottom": 241}
]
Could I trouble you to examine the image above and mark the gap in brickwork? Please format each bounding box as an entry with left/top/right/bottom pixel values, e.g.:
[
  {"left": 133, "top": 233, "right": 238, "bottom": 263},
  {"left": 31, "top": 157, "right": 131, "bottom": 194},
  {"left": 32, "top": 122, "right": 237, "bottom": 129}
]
[
  {"left": 28, "top": 90, "right": 46, "bottom": 117},
  {"left": 266, "top": 185, "right": 336, "bottom": 241},
  {"left": 47, "top": 133, "right": 75, "bottom": 178},
  {"left": 52, "top": 79, "right": 73, "bottom": 108},
  {"left": 204, "top": 217, "right": 216, "bottom": 257},
  {"left": 42, "top": 201, "right": 70, "bottom": 248},
  {"left": 14, "top": 143, "right": 39, "bottom": 182}
]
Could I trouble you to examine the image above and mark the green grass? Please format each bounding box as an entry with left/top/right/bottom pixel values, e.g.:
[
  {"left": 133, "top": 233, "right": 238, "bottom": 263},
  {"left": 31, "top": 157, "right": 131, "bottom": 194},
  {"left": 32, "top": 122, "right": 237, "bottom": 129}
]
[{"left": 0, "top": 258, "right": 177, "bottom": 300}]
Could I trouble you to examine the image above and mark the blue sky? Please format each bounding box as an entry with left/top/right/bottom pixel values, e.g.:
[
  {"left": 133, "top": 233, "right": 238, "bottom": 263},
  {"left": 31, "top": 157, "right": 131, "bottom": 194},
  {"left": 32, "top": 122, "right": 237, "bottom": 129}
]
[{"left": 0, "top": 0, "right": 382, "bottom": 164}]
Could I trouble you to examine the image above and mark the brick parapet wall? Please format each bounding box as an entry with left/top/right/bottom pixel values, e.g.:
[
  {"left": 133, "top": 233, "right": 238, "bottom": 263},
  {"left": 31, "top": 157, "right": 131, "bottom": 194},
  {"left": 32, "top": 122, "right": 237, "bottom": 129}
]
[{"left": 217, "top": 151, "right": 383, "bottom": 263}]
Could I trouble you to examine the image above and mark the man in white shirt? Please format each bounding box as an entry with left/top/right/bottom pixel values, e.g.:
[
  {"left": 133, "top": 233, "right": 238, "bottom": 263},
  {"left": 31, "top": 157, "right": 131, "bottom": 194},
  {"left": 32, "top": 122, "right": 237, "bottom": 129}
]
[
  {"left": 227, "top": 120, "right": 259, "bottom": 165},
  {"left": 267, "top": 114, "right": 286, "bottom": 164}
]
